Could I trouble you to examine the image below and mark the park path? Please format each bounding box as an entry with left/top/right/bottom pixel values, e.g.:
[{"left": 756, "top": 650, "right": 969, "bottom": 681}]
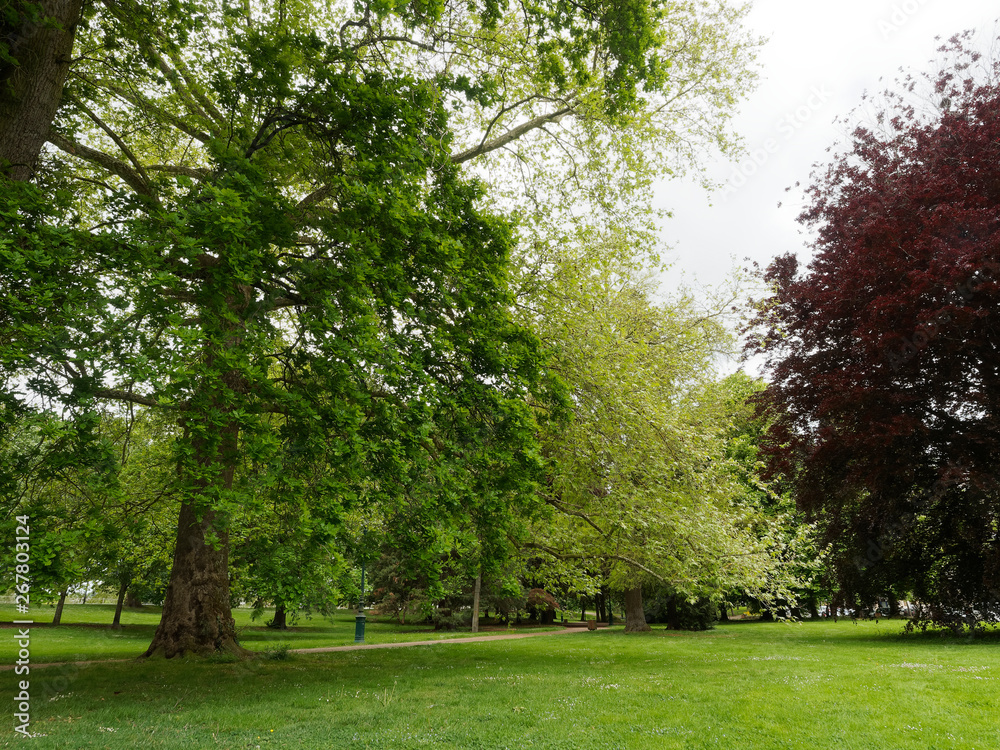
[
  {"left": 0, "top": 626, "right": 592, "bottom": 671},
  {"left": 293, "top": 626, "right": 587, "bottom": 654}
]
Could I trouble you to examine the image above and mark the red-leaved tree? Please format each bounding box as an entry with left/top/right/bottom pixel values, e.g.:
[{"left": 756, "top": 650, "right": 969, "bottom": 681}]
[{"left": 747, "top": 32, "right": 1000, "bottom": 630}]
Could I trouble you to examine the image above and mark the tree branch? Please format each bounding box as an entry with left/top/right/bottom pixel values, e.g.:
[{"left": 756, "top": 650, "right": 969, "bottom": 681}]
[
  {"left": 48, "top": 130, "right": 152, "bottom": 196},
  {"left": 545, "top": 495, "right": 608, "bottom": 537},
  {"left": 90, "top": 389, "right": 166, "bottom": 408},
  {"left": 105, "top": 82, "right": 212, "bottom": 143},
  {"left": 70, "top": 96, "right": 151, "bottom": 188},
  {"left": 451, "top": 103, "right": 577, "bottom": 164},
  {"left": 146, "top": 164, "right": 209, "bottom": 179}
]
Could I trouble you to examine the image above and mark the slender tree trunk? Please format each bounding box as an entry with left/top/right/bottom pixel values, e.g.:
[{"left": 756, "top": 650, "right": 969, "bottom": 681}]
[
  {"left": 0, "top": 0, "right": 83, "bottom": 181},
  {"left": 112, "top": 579, "right": 129, "bottom": 629},
  {"left": 51, "top": 588, "right": 67, "bottom": 625},
  {"left": 471, "top": 573, "right": 481, "bottom": 633},
  {"left": 269, "top": 604, "right": 288, "bottom": 630},
  {"left": 580, "top": 596, "right": 587, "bottom": 621},
  {"left": 623, "top": 587, "right": 650, "bottom": 632},
  {"left": 719, "top": 604, "right": 729, "bottom": 622}
]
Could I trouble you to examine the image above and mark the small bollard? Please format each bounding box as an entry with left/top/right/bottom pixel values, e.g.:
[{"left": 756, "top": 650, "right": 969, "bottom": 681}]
[{"left": 354, "top": 611, "right": 366, "bottom": 643}]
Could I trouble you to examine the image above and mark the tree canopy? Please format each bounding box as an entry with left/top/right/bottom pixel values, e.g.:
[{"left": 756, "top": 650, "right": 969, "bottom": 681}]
[{"left": 747, "top": 32, "right": 1000, "bottom": 629}]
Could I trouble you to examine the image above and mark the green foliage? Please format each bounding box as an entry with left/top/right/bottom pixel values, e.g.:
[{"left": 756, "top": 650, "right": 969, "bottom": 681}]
[
  {"left": 512, "top": 228, "right": 800, "bottom": 607},
  {"left": 642, "top": 587, "right": 718, "bottom": 630}
]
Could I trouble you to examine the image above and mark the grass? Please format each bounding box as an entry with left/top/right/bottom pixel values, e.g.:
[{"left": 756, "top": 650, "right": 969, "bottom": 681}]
[
  {"left": 1, "top": 616, "right": 999, "bottom": 748},
  {"left": 0, "top": 603, "right": 556, "bottom": 662}
]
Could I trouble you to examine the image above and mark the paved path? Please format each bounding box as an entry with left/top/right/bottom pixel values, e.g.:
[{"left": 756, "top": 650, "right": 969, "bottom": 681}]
[
  {"left": 293, "top": 626, "right": 586, "bottom": 654},
  {"left": 0, "top": 626, "right": 591, "bottom": 671}
]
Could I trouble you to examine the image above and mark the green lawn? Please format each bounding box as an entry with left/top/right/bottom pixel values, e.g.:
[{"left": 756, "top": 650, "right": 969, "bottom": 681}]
[
  {"left": 0, "top": 604, "right": 554, "bottom": 662},
  {"left": 2, "top": 617, "right": 999, "bottom": 748}
]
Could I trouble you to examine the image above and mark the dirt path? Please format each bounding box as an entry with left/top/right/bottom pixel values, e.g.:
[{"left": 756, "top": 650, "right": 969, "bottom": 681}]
[{"left": 0, "top": 626, "right": 592, "bottom": 671}]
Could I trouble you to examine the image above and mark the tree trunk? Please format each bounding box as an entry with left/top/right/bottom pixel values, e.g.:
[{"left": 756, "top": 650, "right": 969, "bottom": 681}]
[
  {"left": 0, "top": 0, "right": 83, "bottom": 181},
  {"left": 125, "top": 591, "right": 142, "bottom": 608},
  {"left": 666, "top": 595, "right": 679, "bottom": 630},
  {"left": 112, "top": 579, "right": 128, "bottom": 629},
  {"left": 623, "top": 587, "right": 650, "bottom": 632},
  {"left": 145, "top": 496, "right": 241, "bottom": 657},
  {"left": 51, "top": 588, "right": 67, "bottom": 625},
  {"left": 719, "top": 604, "right": 729, "bottom": 622},
  {"left": 808, "top": 597, "right": 820, "bottom": 619},
  {"left": 471, "top": 573, "right": 481, "bottom": 633},
  {"left": 268, "top": 604, "right": 288, "bottom": 630},
  {"left": 144, "top": 280, "right": 251, "bottom": 659},
  {"left": 144, "top": 417, "right": 243, "bottom": 658}
]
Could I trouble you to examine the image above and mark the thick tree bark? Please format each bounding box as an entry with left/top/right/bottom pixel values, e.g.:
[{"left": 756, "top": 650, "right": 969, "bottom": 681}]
[
  {"left": 268, "top": 604, "right": 288, "bottom": 630},
  {"left": 623, "top": 587, "right": 650, "bottom": 632},
  {"left": 144, "top": 496, "right": 241, "bottom": 657},
  {"left": 112, "top": 579, "right": 129, "bottom": 629},
  {"left": 51, "top": 588, "right": 67, "bottom": 625},
  {"left": 0, "top": 0, "right": 83, "bottom": 181},
  {"left": 145, "top": 283, "right": 252, "bottom": 658},
  {"left": 144, "top": 418, "right": 244, "bottom": 657}
]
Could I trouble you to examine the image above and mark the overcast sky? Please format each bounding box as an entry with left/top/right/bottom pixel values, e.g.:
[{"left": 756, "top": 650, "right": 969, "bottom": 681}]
[{"left": 655, "top": 0, "right": 1000, "bottom": 297}]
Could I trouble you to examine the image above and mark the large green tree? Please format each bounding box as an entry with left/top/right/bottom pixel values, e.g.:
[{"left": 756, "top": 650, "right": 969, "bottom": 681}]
[
  {"left": 4, "top": 0, "right": 559, "bottom": 657},
  {"left": 517, "top": 235, "right": 797, "bottom": 632},
  {"left": 1, "top": 0, "right": 763, "bottom": 655}
]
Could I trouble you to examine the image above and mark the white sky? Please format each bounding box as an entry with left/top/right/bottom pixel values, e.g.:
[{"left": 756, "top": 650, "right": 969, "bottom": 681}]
[{"left": 655, "top": 0, "right": 1000, "bottom": 295}]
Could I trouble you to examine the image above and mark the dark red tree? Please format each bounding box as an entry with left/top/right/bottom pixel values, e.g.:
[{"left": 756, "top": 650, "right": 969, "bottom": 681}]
[{"left": 747, "top": 33, "right": 1000, "bottom": 630}]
